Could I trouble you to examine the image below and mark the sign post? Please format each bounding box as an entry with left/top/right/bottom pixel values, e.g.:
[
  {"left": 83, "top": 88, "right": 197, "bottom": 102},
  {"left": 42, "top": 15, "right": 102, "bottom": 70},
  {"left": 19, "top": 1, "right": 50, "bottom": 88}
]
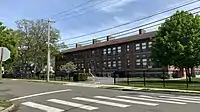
[{"left": 0, "top": 47, "right": 11, "bottom": 80}]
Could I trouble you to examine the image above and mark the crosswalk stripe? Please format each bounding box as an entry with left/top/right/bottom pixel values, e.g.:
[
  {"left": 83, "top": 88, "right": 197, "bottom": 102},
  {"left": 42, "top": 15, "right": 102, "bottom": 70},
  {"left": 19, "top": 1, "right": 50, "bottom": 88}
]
[
  {"left": 165, "top": 98, "right": 200, "bottom": 103},
  {"left": 138, "top": 95, "right": 200, "bottom": 104},
  {"left": 22, "top": 102, "right": 64, "bottom": 112},
  {"left": 72, "top": 97, "right": 130, "bottom": 108},
  {"left": 159, "top": 96, "right": 200, "bottom": 101},
  {"left": 117, "top": 96, "right": 186, "bottom": 105},
  {"left": 94, "top": 96, "right": 159, "bottom": 106},
  {"left": 47, "top": 99, "right": 99, "bottom": 110}
]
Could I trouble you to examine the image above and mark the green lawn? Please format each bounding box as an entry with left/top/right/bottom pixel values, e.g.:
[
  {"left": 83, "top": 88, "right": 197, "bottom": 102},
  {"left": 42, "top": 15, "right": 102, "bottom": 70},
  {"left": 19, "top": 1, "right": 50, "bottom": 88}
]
[
  {"left": 0, "top": 100, "right": 12, "bottom": 110},
  {"left": 117, "top": 77, "right": 200, "bottom": 91}
]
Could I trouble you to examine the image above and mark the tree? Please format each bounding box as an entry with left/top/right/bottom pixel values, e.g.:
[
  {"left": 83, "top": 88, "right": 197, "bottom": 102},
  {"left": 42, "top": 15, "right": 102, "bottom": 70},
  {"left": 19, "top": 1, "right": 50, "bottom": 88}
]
[
  {"left": 60, "top": 62, "right": 77, "bottom": 72},
  {"left": 151, "top": 11, "right": 200, "bottom": 82},
  {"left": 0, "top": 22, "right": 19, "bottom": 74},
  {"left": 14, "top": 19, "right": 67, "bottom": 74}
]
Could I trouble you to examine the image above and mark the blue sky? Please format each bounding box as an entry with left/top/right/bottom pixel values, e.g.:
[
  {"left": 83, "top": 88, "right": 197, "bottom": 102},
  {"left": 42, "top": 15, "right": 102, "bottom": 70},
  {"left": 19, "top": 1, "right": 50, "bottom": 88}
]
[{"left": 0, "top": 0, "right": 200, "bottom": 47}]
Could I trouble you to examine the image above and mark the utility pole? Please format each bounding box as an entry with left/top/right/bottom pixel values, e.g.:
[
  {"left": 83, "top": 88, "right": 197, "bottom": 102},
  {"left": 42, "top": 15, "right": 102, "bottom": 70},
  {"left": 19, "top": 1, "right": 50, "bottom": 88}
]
[{"left": 47, "top": 19, "right": 55, "bottom": 82}]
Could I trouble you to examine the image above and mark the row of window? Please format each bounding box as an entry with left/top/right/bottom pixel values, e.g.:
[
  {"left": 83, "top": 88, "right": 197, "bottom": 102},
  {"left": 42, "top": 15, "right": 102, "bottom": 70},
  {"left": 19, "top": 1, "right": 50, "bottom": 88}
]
[
  {"left": 72, "top": 41, "right": 152, "bottom": 58},
  {"left": 135, "top": 41, "right": 152, "bottom": 51},
  {"left": 103, "top": 46, "right": 121, "bottom": 55},
  {"left": 103, "top": 41, "right": 152, "bottom": 55},
  {"left": 76, "top": 58, "right": 153, "bottom": 70}
]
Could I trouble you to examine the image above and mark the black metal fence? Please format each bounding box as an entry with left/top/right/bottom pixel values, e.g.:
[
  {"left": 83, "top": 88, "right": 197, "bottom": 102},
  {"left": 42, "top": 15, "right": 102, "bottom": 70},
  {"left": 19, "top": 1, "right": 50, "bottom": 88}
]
[
  {"left": 113, "top": 69, "right": 200, "bottom": 90},
  {"left": 2, "top": 71, "right": 75, "bottom": 82}
]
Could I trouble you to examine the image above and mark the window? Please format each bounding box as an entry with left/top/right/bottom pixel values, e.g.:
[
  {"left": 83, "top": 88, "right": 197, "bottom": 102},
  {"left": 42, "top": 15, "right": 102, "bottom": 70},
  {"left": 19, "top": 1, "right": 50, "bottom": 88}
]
[
  {"left": 136, "top": 43, "right": 140, "bottom": 50},
  {"left": 127, "top": 59, "right": 130, "bottom": 69},
  {"left": 112, "top": 47, "right": 116, "bottom": 55},
  {"left": 103, "top": 48, "right": 107, "bottom": 55},
  {"left": 136, "top": 55, "right": 140, "bottom": 58},
  {"left": 81, "top": 63, "right": 84, "bottom": 68},
  {"left": 118, "top": 56, "right": 121, "bottom": 60},
  {"left": 126, "top": 45, "right": 130, "bottom": 52},
  {"left": 103, "top": 62, "right": 107, "bottom": 68},
  {"left": 136, "top": 59, "right": 141, "bottom": 65},
  {"left": 142, "top": 54, "right": 147, "bottom": 58},
  {"left": 117, "top": 46, "right": 121, "bottom": 53},
  {"left": 108, "top": 48, "right": 111, "bottom": 54},
  {"left": 113, "top": 61, "right": 116, "bottom": 68},
  {"left": 118, "top": 60, "right": 122, "bottom": 69},
  {"left": 92, "top": 50, "right": 95, "bottom": 56},
  {"left": 142, "top": 42, "right": 147, "bottom": 50},
  {"left": 142, "top": 59, "right": 147, "bottom": 66},
  {"left": 108, "top": 61, "right": 111, "bottom": 68},
  {"left": 148, "top": 41, "right": 152, "bottom": 48},
  {"left": 97, "top": 62, "right": 99, "bottom": 68},
  {"left": 148, "top": 59, "right": 153, "bottom": 68}
]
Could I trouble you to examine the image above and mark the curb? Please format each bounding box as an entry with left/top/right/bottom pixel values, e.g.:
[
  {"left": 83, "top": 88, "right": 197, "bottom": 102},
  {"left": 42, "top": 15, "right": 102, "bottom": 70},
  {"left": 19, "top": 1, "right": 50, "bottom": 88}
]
[
  {"left": 1, "top": 104, "right": 15, "bottom": 112},
  {"left": 98, "top": 86, "right": 200, "bottom": 96}
]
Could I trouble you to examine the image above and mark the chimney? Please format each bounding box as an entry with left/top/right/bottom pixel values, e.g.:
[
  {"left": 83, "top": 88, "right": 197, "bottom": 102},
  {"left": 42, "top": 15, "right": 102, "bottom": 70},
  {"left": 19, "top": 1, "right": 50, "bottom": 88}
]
[
  {"left": 76, "top": 43, "right": 82, "bottom": 48},
  {"left": 139, "top": 29, "right": 146, "bottom": 34},
  {"left": 106, "top": 35, "right": 115, "bottom": 41},
  {"left": 92, "top": 39, "right": 101, "bottom": 44}
]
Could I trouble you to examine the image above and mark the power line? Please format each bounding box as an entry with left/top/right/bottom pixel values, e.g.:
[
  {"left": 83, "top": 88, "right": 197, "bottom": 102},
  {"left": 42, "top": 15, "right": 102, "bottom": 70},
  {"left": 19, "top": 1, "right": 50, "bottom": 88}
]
[
  {"left": 54, "top": 0, "right": 109, "bottom": 20},
  {"left": 66, "top": 7, "right": 200, "bottom": 47},
  {"left": 55, "top": 0, "right": 124, "bottom": 21},
  {"left": 59, "top": 0, "right": 200, "bottom": 41},
  {"left": 46, "top": 0, "right": 96, "bottom": 19}
]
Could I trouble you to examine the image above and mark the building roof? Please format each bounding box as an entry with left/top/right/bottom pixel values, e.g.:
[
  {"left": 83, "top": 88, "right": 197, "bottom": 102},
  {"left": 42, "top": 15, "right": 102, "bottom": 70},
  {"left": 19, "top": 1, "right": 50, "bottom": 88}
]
[{"left": 62, "top": 31, "right": 156, "bottom": 54}]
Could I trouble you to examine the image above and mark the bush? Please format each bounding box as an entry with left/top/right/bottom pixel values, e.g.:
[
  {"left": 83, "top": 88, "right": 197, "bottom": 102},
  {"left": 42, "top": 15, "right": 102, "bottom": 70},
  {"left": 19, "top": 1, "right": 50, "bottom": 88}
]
[{"left": 73, "top": 73, "right": 88, "bottom": 82}]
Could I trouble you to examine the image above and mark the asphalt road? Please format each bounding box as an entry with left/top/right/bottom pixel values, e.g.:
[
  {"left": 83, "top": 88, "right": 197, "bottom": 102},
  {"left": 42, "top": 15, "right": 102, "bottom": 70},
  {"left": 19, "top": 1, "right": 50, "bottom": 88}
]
[{"left": 0, "top": 79, "right": 199, "bottom": 112}]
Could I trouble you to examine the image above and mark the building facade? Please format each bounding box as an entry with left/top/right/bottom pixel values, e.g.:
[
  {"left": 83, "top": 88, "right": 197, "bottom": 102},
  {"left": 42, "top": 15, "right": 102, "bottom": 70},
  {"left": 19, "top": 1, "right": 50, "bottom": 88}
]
[{"left": 55, "top": 30, "right": 200, "bottom": 78}]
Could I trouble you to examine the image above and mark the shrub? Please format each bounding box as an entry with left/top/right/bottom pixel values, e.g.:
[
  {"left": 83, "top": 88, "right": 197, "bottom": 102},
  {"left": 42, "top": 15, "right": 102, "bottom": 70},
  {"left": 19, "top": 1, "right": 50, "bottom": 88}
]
[{"left": 73, "top": 73, "right": 89, "bottom": 82}]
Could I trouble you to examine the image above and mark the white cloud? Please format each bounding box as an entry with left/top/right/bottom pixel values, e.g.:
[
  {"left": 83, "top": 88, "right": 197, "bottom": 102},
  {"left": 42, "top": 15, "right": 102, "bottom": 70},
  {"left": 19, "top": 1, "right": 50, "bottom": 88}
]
[
  {"left": 113, "top": 16, "right": 129, "bottom": 24},
  {"left": 61, "top": 0, "right": 200, "bottom": 46},
  {"left": 100, "top": 0, "right": 137, "bottom": 13}
]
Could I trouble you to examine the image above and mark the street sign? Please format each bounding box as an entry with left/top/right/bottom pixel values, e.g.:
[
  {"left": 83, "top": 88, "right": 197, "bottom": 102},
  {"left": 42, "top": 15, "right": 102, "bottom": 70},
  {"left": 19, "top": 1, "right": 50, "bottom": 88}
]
[{"left": 0, "top": 47, "right": 11, "bottom": 61}]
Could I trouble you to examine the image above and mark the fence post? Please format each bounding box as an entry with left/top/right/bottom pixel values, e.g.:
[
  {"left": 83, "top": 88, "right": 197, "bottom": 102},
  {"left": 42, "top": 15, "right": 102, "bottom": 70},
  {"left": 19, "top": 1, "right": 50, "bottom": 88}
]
[
  {"left": 127, "top": 72, "right": 130, "bottom": 85},
  {"left": 43, "top": 74, "right": 45, "bottom": 80},
  {"left": 61, "top": 75, "right": 63, "bottom": 81},
  {"left": 143, "top": 70, "right": 146, "bottom": 87},
  {"left": 54, "top": 75, "right": 56, "bottom": 81},
  {"left": 68, "top": 72, "right": 70, "bottom": 82},
  {"left": 163, "top": 70, "right": 166, "bottom": 88},
  {"left": 113, "top": 73, "right": 116, "bottom": 85},
  {"left": 38, "top": 74, "right": 40, "bottom": 80},
  {"left": 186, "top": 69, "right": 189, "bottom": 88},
  {"left": 186, "top": 75, "right": 189, "bottom": 88}
]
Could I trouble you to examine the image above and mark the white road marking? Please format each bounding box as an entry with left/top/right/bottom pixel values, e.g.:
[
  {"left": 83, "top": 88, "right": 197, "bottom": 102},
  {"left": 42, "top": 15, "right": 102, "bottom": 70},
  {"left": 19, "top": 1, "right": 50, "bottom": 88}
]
[
  {"left": 47, "top": 99, "right": 99, "bottom": 110},
  {"left": 138, "top": 95, "right": 154, "bottom": 98},
  {"left": 73, "top": 97, "right": 130, "bottom": 108},
  {"left": 94, "top": 96, "right": 158, "bottom": 106},
  {"left": 165, "top": 98, "right": 200, "bottom": 103},
  {"left": 159, "top": 96, "right": 200, "bottom": 101},
  {"left": 117, "top": 96, "right": 186, "bottom": 105},
  {"left": 22, "top": 102, "right": 64, "bottom": 112},
  {"left": 138, "top": 95, "right": 200, "bottom": 104},
  {"left": 10, "top": 89, "right": 71, "bottom": 101}
]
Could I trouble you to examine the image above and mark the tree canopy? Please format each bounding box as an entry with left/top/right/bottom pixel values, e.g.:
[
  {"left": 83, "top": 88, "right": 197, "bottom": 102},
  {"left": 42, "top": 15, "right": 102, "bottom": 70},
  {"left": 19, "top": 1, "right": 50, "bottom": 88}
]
[
  {"left": 0, "top": 22, "right": 19, "bottom": 72},
  {"left": 14, "top": 19, "right": 67, "bottom": 74},
  {"left": 60, "top": 62, "right": 77, "bottom": 72},
  {"left": 151, "top": 11, "right": 200, "bottom": 80}
]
